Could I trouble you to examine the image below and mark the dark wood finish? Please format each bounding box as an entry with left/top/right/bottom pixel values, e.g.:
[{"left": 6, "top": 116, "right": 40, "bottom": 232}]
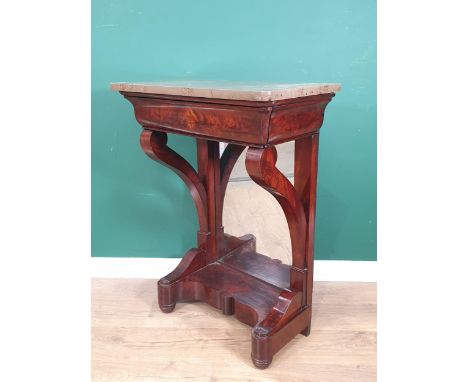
[
  {"left": 140, "top": 130, "right": 208, "bottom": 232},
  {"left": 119, "top": 91, "right": 335, "bottom": 368},
  {"left": 122, "top": 92, "right": 334, "bottom": 145},
  {"left": 219, "top": 143, "right": 245, "bottom": 209},
  {"left": 295, "top": 134, "right": 320, "bottom": 315}
]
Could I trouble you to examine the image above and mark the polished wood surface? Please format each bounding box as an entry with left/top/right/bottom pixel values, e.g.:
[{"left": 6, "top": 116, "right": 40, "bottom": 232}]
[
  {"left": 121, "top": 92, "right": 334, "bottom": 145},
  {"left": 92, "top": 279, "right": 376, "bottom": 382},
  {"left": 115, "top": 89, "right": 337, "bottom": 368},
  {"left": 140, "top": 130, "right": 209, "bottom": 232}
]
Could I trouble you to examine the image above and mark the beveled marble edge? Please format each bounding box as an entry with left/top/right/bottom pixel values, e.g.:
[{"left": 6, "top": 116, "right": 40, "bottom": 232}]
[{"left": 110, "top": 81, "right": 341, "bottom": 101}]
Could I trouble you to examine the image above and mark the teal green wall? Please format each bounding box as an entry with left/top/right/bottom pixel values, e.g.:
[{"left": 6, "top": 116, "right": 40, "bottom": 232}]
[{"left": 92, "top": 0, "right": 376, "bottom": 261}]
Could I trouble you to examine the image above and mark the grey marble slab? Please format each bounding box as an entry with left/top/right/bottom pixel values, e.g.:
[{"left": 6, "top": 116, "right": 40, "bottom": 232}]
[{"left": 111, "top": 80, "right": 341, "bottom": 101}]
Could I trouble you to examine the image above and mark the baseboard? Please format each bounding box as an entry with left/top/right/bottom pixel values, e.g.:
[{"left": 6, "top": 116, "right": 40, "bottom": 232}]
[{"left": 91, "top": 257, "right": 376, "bottom": 282}]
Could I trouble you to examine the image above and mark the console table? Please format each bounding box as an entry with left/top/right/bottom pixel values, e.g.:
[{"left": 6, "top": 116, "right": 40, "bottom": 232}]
[{"left": 111, "top": 81, "right": 340, "bottom": 368}]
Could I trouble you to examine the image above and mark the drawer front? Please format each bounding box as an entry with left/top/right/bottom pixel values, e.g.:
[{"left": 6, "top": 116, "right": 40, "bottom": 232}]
[{"left": 126, "top": 96, "right": 271, "bottom": 145}]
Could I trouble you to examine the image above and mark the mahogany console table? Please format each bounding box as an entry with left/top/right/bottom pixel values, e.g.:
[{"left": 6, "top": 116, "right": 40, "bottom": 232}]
[{"left": 112, "top": 81, "right": 340, "bottom": 368}]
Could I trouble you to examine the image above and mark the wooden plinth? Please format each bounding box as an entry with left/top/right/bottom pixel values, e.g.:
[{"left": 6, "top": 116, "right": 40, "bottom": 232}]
[{"left": 157, "top": 234, "right": 310, "bottom": 369}]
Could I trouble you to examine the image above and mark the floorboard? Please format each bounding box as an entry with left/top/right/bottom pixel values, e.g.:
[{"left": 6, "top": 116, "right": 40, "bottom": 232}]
[{"left": 92, "top": 278, "right": 376, "bottom": 382}]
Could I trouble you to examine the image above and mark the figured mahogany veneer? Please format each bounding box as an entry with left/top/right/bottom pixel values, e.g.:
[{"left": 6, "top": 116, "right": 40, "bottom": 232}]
[
  {"left": 115, "top": 85, "right": 337, "bottom": 369},
  {"left": 122, "top": 92, "right": 334, "bottom": 145}
]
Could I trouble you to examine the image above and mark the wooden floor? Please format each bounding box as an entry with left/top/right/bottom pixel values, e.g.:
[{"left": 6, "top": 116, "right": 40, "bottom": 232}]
[{"left": 92, "top": 279, "right": 376, "bottom": 382}]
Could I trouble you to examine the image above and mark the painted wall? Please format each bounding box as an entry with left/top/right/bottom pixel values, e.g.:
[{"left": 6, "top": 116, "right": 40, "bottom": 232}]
[{"left": 92, "top": 0, "right": 376, "bottom": 261}]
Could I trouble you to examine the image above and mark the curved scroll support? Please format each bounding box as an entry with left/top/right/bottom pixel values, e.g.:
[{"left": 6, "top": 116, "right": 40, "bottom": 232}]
[
  {"left": 245, "top": 146, "right": 307, "bottom": 269},
  {"left": 140, "top": 129, "right": 208, "bottom": 232},
  {"left": 220, "top": 143, "right": 246, "bottom": 216}
]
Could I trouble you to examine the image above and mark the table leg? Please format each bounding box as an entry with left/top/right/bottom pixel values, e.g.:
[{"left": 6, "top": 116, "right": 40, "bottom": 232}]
[{"left": 294, "top": 133, "right": 320, "bottom": 335}]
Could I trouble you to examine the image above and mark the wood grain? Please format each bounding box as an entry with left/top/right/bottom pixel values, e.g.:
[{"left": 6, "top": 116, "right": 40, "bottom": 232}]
[
  {"left": 140, "top": 130, "right": 208, "bottom": 232},
  {"left": 121, "top": 92, "right": 334, "bottom": 145},
  {"left": 92, "top": 279, "right": 376, "bottom": 382}
]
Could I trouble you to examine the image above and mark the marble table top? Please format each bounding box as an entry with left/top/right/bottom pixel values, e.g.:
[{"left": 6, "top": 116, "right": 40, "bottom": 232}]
[{"left": 111, "top": 81, "right": 341, "bottom": 102}]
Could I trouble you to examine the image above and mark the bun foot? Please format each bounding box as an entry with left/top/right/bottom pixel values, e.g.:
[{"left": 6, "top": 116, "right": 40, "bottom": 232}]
[
  {"left": 159, "top": 303, "right": 176, "bottom": 313},
  {"left": 251, "top": 355, "right": 272, "bottom": 369},
  {"left": 301, "top": 323, "right": 311, "bottom": 336}
]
